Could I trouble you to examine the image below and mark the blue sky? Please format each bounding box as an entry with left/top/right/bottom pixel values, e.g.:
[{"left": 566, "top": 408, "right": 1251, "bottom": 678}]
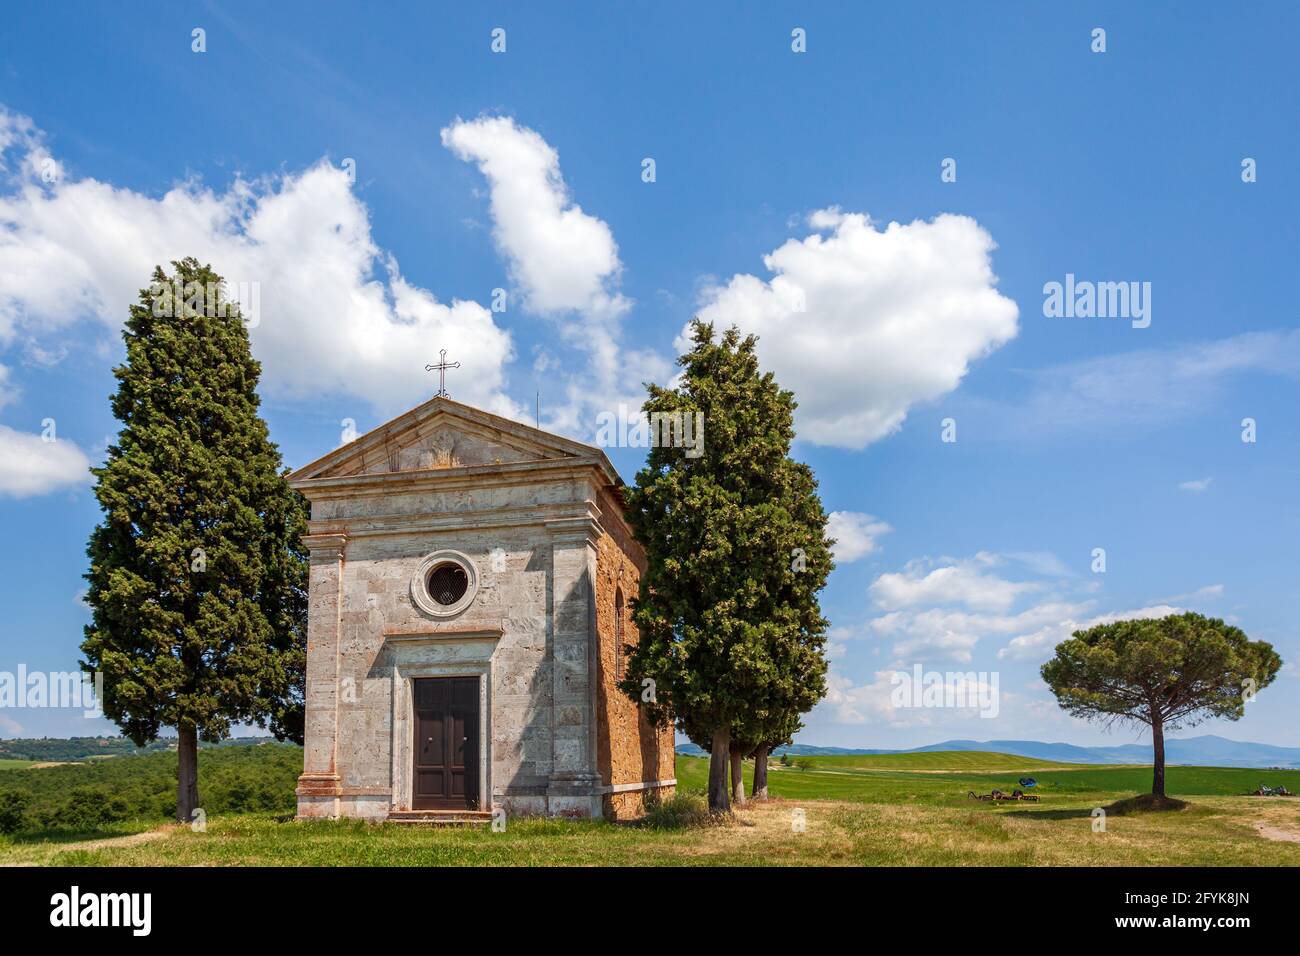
[{"left": 1, "top": 3, "right": 1296, "bottom": 748}]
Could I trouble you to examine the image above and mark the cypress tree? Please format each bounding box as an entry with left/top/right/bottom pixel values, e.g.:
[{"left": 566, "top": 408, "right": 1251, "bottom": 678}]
[
  {"left": 620, "top": 320, "right": 832, "bottom": 812},
  {"left": 82, "top": 258, "right": 307, "bottom": 824}
]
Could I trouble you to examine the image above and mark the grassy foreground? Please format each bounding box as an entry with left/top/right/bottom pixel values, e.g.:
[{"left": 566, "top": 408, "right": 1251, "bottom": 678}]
[{"left": 2, "top": 752, "right": 1297, "bottom": 866}]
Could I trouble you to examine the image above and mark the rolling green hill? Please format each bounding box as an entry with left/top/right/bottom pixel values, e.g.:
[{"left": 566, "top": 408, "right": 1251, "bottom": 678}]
[
  {"left": 678, "top": 753, "right": 1300, "bottom": 804},
  {"left": 776, "top": 750, "right": 1069, "bottom": 772}
]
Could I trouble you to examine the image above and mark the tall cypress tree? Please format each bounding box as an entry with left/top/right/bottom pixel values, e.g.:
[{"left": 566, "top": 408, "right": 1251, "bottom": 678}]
[
  {"left": 620, "top": 320, "right": 832, "bottom": 812},
  {"left": 82, "top": 258, "right": 307, "bottom": 824}
]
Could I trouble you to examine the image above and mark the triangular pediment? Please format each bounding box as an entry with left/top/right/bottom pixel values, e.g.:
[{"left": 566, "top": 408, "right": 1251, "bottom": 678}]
[{"left": 290, "top": 396, "right": 609, "bottom": 483}]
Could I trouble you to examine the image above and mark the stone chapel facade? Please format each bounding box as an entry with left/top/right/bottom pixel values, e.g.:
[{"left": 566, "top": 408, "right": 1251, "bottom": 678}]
[{"left": 289, "top": 396, "right": 676, "bottom": 821}]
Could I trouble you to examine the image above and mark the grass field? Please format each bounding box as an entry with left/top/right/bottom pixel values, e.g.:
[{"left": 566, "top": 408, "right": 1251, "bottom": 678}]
[
  {"left": 2, "top": 751, "right": 1298, "bottom": 866},
  {"left": 0, "top": 759, "right": 36, "bottom": 771},
  {"left": 773, "top": 750, "right": 1072, "bottom": 772}
]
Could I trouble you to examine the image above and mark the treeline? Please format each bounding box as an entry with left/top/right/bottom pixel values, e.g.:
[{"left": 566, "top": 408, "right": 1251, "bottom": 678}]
[
  {"left": 0, "top": 735, "right": 282, "bottom": 762},
  {"left": 0, "top": 736, "right": 168, "bottom": 761},
  {"left": 0, "top": 742, "right": 301, "bottom": 834}
]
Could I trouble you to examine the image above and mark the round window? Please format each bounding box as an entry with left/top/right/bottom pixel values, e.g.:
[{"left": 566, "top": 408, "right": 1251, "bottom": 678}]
[
  {"left": 427, "top": 562, "right": 469, "bottom": 606},
  {"left": 410, "top": 549, "right": 479, "bottom": 618}
]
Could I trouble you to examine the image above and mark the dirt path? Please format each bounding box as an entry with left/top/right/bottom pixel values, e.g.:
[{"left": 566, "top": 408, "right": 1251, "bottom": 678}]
[
  {"left": 58, "top": 827, "right": 176, "bottom": 853},
  {"left": 1254, "top": 821, "right": 1300, "bottom": 843}
]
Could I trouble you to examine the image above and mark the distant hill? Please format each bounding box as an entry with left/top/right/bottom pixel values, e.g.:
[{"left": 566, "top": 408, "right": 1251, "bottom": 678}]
[
  {"left": 0, "top": 735, "right": 280, "bottom": 763},
  {"left": 676, "top": 734, "right": 1300, "bottom": 768}
]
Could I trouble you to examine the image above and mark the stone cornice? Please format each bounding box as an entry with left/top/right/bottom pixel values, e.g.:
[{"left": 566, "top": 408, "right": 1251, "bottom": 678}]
[
  {"left": 300, "top": 532, "right": 347, "bottom": 557},
  {"left": 291, "top": 456, "right": 608, "bottom": 501},
  {"left": 382, "top": 625, "right": 504, "bottom": 645},
  {"left": 544, "top": 513, "right": 605, "bottom": 546},
  {"left": 305, "top": 499, "right": 605, "bottom": 540}
]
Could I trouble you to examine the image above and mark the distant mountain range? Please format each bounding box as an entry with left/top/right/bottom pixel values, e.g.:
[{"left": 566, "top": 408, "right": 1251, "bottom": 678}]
[{"left": 675, "top": 734, "right": 1300, "bottom": 768}]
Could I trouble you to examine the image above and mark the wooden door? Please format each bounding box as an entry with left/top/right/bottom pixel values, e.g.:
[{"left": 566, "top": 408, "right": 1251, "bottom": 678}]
[{"left": 413, "top": 677, "right": 479, "bottom": 809}]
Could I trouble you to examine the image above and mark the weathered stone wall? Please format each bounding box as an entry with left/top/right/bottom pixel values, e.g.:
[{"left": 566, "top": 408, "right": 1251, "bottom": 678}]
[
  {"left": 593, "top": 486, "right": 676, "bottom": 820},
  {"left": 338, "top": 528, "right": 551, "bottom": 814},
  {"left": 297, "top": 465, "right": 606, "bottom": 819}
]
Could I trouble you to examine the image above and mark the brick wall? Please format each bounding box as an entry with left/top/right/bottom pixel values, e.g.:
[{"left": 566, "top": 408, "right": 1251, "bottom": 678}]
[{"left": 593, "top": 486, "right": 676, "bottom": 819}]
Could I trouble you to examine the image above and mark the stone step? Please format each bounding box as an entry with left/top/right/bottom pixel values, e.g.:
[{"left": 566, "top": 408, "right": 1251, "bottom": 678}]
[{"left": 386, "top": 810, "right": 494, "bottom": 826}]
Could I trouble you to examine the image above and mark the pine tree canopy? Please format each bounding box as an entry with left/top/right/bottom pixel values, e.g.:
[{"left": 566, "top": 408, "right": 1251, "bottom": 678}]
[{"left": 1040, "top": 612, "right": 1280, "bottom": 731}]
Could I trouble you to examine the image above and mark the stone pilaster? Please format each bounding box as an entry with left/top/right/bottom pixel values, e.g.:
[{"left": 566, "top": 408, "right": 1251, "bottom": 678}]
[
  {"left": 296, "top": 532, "right": 347, "bottom": 817},
  {"left": 544, "top": 513, "right": 604, "bottom": 816}
]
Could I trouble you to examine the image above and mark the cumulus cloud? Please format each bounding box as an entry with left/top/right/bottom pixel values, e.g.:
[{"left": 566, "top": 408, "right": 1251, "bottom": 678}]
[
  {"left": 0, "top": 425, "right": 89, "bottom": 497},
  {"left": 860, "top": 549, "right": 1191, "bottom": 664},
  {"left": 998, "top": 604, "right": 1183, "bottom": 660},
  {"left": 0, "top": 105, "right": 518, "bottom": 420},
  {"left": 822, "top": 667, "right": 1006, "bottom": 727},
  {"left": 869, "top": 552, "right": 1037, "bottom": 613},
  {"left": 872, "top": 600, "right": 1092, "bottom": 664},
  {"left": 691, "top": 210, "right": 1019, "bottom": 448},
  {"left": 441, "top": 115, "right": 668, "bottom": 433},
  {"left": 827, "top": 511, "right": 891, "bottom": 563},
  {"left": 441, "top": 116, "right": 628, "bottom": 322}
]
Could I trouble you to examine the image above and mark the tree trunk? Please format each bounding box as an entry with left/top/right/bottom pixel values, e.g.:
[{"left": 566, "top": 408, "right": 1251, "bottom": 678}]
[
  {"left": 730, "top": 748, "right": 747, "bottom": 805},
  {"left": 1151, "top": 717, "right": 1166, "bottom": 798},
  {"left": 177, "top": 723, "right": 201, "bottom": 824},
  {"left": 707, "top": 727, "right": 731, "bottom": 813},
  {"left": 752, "top": 745, "right": 769, "bottom": 799}
]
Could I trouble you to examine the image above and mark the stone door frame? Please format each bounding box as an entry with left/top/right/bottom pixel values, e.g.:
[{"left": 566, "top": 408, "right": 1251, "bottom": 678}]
[{"left": 388, "top": 645, "right": 495, "bottom": 813}]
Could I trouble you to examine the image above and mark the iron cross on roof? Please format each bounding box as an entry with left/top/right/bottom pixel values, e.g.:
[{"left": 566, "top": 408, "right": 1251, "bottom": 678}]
[{"left": 424, "top": 349, "right": 461, "bottom": 398}]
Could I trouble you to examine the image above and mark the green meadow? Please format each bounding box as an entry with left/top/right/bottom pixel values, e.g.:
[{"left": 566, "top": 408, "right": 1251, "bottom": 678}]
[
  {"left": 678, "top": 752, "right": 1300, "bottom": 804},
  {"left": 1, "top": 748, "right": 1297, "bottom": 866}
]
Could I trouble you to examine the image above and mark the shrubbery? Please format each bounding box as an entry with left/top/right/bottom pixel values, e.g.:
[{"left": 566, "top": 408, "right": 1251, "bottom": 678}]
[
  {"left": 0, "top": 790, "right": 30, "bottom": 834},
  {"left": 0, "top": 742, "right": 301, "bottom": 835},
  {"left": 638, "top": 792, "right": 727, "bottom": 830}
]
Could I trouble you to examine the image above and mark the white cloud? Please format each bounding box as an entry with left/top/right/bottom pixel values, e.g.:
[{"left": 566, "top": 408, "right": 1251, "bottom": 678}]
[
  {"left": 1002, "top": 330, "right": 1300, "bottom": 433},
  {"left": 861, "top": 549, "right": 1192, "bottom": 665},
  {"left": 806, "top": 205, "right": 845, "bottom": 230},
  {"left": 1179, "top": 477, "right": 1212, "bottom": 492},
  {"left": 0, "top": 363, "right": 17, "bottom": 408},
  {"left": 1154, "top": 584, "right": 1223, "bottom": 605},
  {"left": 691, "top": 211, "right": 1019, "bottom": 448},
  {"left": 0, "top": 105, "right": 519, "bottom": 420},
  {"left": 873, "top": 600, "right": 1093, "bottom": 664},
  {"left": 440, "top": 115, "right": 628, "bottom": 322},
  {"left": 998, "top": 604, "right": 1182, "bottom": 660},
  {"left": 440, "top": 115, "right": 669, "bottom": 433},
  {"left": 827, "top": 511, "right": 891, "bottom": 563},
  {"left": 822, "top": 669, "right": 904, "bottom": 725},
  {"left": 821, "top": 668, "right": 1006, "bottom": 727},
  {"left": 1003, "top": 550, "right": 1073, "bottom": 578},
  {"left": 0, "top": 425, "right": 89, "bottom": 497},
  {"left": 869, "top": 552, "right": 1036, "bottom": 613}
]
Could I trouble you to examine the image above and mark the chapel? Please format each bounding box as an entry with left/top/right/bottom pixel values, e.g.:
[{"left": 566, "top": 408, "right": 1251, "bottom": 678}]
[{"left": 289, "top": 395, "right": 676, "bottom": 820}]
